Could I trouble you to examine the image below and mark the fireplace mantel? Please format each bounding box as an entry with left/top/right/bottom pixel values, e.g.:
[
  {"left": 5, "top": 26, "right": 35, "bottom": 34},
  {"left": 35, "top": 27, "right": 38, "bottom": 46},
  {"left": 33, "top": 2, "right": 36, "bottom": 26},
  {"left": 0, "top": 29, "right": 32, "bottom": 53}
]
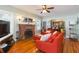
[
  {"left": 18, "top": 22, "right": 35, "bottom": 25},
  {"left": 19, "top": 24, "right": 35, "bottom": 39}
]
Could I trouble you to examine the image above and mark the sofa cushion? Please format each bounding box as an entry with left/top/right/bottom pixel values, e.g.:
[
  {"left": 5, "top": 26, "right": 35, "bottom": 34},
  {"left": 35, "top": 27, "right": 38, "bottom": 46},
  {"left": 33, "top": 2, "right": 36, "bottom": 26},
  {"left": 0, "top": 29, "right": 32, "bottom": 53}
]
[{"left": 47, "top": 31, "right": 60, "bottom": 42}]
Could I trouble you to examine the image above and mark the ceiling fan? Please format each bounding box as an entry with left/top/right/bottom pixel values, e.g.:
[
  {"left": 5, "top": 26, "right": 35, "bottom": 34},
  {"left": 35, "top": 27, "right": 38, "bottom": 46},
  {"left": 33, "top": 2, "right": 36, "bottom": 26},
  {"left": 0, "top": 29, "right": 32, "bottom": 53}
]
[{"left": 37, "top": 5, "right": 54, "bottom": 13}]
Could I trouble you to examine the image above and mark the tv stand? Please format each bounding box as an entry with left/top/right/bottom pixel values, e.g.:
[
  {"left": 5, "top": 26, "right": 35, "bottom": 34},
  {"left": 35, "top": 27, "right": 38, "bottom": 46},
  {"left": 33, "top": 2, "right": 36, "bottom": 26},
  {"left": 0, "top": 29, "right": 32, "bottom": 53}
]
[{"left": 0, "top": 34, "right": 15, "bottom": 52}]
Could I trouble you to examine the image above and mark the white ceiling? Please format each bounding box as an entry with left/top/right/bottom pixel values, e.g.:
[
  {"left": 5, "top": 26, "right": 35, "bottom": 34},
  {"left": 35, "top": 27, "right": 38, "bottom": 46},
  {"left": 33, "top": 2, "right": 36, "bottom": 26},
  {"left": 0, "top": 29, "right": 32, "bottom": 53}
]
[{"left": 12, "top": 5, "right": 79, "bottom": 17}]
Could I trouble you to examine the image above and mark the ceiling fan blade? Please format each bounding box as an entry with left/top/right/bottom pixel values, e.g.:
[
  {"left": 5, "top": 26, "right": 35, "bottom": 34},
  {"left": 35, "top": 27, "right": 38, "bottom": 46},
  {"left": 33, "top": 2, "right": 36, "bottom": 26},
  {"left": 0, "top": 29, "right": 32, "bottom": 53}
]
[
  {"left": 47, "top": 7, "right": 54, "bottom": 9},
  {"left": 46, "top": 10, "right": 50, "bottom": 13}
]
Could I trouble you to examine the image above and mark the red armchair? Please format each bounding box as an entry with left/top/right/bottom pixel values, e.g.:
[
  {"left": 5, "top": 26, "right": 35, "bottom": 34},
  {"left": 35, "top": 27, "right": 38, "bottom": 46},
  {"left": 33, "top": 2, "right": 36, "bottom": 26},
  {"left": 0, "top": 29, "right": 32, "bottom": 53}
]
[{"left": 35, "top": 32, "right": 64, "bottom": 53}]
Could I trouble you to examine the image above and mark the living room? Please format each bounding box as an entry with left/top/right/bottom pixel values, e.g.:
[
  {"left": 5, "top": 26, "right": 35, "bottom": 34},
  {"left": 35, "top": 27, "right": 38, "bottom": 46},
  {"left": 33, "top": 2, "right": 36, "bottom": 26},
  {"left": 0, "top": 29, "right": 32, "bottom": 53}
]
[{"left": 0, "top": 5, "right": 79, "bottom": 53}]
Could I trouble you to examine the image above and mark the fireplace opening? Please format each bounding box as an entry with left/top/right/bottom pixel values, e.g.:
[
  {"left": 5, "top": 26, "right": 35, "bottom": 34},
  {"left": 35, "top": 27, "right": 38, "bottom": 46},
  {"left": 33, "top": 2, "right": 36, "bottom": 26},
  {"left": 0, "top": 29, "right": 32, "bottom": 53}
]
[{"left": 24, "top": 29, "right": 33, "bottom": 39}]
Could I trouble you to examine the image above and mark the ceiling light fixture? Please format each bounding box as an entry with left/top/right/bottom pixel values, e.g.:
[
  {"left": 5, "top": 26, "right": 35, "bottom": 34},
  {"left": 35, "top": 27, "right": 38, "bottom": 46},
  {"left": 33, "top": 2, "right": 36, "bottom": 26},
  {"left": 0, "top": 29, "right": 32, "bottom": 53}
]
[
  {"left": 42, "top": 10, "right": 47, "bottom": 13},
  {"left": 37, "top": 5, "right": 54, "bottom": 13}
]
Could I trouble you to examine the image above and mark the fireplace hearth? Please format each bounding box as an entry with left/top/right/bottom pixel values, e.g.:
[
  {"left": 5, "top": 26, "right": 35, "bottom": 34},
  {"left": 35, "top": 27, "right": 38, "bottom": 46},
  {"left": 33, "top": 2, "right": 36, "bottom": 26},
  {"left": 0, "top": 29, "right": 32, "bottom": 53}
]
[{"left": 24, "top": 29, "right": 33, "bottom": 39}]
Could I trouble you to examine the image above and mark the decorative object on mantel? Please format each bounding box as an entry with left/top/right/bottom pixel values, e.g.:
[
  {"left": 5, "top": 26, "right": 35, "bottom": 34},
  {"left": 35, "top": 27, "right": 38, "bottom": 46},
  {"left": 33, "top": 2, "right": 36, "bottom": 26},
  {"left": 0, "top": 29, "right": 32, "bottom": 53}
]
[
  {"left": 16, "top": 15, "right": 35, "bottom": 25},
  {"left": 23, "top": 17, "right": 33, "bottom": 22},
  {"left": 20, "top": 17, "right": 35, "bottom": 25}
]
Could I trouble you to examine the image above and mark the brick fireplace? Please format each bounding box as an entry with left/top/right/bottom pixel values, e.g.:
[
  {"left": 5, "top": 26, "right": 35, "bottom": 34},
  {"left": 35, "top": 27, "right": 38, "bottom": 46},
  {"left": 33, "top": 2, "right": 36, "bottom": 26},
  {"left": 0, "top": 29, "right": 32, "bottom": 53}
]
[{"left": 19, "top": 24, "right": 35, "bottom": 39}]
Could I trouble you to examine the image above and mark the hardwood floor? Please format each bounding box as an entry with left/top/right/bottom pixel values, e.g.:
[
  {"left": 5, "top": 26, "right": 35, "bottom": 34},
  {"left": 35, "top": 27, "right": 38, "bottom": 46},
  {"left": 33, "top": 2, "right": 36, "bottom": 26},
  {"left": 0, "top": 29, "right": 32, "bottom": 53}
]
[
  {"left": 63, "top": 39, "right": 79, "bottom": 53},
  {"left": 8, "top": 39, "right": 38, "bottom": 53},
  {"left": 8, "top": 38, "right": 79, "bottom": 53}
]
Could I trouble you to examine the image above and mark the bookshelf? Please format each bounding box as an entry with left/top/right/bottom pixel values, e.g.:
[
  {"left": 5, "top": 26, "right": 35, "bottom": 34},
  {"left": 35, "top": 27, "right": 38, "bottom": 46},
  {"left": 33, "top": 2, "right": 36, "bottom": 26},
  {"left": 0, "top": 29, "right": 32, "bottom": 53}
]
[{"left": 69, "top": 22, "right": 77, "bottom": 39}]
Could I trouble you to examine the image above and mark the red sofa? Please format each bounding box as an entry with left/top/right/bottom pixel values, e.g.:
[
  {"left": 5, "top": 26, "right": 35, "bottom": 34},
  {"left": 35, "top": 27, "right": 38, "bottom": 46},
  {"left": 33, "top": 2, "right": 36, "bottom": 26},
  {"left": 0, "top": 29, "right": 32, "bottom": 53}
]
[{"left": 33, "top": 32, "right": 64, "bottom": 53}]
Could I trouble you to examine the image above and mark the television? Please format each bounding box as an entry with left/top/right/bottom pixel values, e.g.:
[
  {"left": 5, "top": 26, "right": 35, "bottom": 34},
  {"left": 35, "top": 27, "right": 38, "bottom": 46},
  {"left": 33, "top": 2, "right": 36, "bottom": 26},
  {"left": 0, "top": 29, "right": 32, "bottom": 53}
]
[{"left": 0, "top": 20, "right": 10, "bottom": 38}]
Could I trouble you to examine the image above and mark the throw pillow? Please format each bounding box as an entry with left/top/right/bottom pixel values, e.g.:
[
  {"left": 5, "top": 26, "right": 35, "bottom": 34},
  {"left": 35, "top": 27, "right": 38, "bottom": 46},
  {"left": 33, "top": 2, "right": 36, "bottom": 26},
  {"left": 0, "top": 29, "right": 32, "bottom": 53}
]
[
  {"left": 40, "top": 33, "right": 51, "bottom": 41},
  {"left": 53, "top": 31, "right": 58, "bottom": 35}
]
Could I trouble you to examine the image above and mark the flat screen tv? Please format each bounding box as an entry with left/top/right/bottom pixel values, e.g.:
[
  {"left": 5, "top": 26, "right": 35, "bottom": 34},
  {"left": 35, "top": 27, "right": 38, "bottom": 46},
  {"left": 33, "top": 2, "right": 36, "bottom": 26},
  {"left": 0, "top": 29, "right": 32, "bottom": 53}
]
[{"left": 0, "top": 20, "right": 10, "bottom": 38}]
